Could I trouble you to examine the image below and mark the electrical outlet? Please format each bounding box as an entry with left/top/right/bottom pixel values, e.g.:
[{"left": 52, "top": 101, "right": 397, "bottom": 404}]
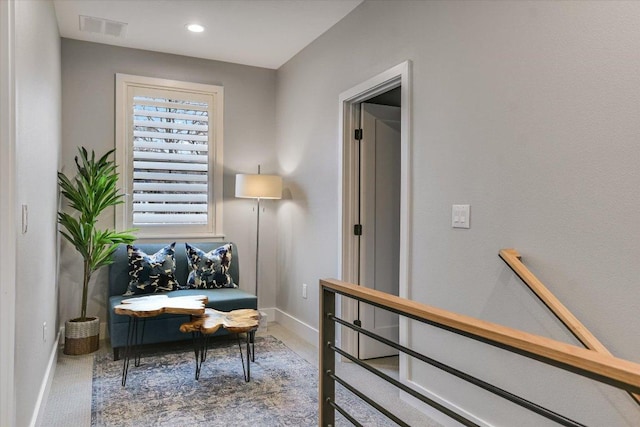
[
  {"left": 302, "top": 283, "right": 308, "bottom": 299},
  {"left": 43, "top": 322, "right": 47, "bottom": 342}
]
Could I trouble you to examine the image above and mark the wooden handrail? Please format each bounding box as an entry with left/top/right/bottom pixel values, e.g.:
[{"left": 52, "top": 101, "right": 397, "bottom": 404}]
[
  {"left": 499, "top": 248, "right": 640, "bottom": 405},
  {"left": 320, "top": 278, "right": 640, "bottom": 395},
  {"left": 499, "top": 249, "right": 608, "bottom": 353}
]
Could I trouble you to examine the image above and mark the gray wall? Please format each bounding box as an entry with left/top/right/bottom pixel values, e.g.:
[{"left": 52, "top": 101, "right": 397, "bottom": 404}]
[
  {"left": 60, "top": 40, "right": 278, "bottom": 325},
  {"left": 14, "top": 0, "right": 61, "bottom": 425},
  {"left": 275, "top": 1, "right": 640, "bottom": 425}
]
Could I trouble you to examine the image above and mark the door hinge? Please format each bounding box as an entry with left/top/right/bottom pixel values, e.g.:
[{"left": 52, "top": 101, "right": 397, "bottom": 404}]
[
  {"left": 354, "top": 224, "right": 362, "bottom": 236},
  {"left": 353, "top": 319, "right": 362, "bottom": 327},
  {"left": 354, "top": 129, "right": 363, "bottom": 140}
]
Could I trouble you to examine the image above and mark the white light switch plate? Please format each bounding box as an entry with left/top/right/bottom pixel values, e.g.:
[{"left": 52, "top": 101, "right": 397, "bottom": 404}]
[{"left": 452, "top": 204, "right": 470, "bottom": 229}]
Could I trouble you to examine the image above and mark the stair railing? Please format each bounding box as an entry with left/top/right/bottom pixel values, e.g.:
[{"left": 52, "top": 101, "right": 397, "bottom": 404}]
[{"left": 319, "top": 278, "right": 640, "bottom": 427}]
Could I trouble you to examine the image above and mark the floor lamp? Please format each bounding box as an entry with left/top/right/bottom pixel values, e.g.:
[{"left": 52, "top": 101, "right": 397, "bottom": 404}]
[{"left": 235, "top": 166, "right": 282, "bottom": 310}]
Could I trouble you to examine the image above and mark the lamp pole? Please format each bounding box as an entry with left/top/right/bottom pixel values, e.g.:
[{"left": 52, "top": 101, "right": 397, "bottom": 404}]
[{"left": 255, "top": 166, "right": 261, "bottom": 305}]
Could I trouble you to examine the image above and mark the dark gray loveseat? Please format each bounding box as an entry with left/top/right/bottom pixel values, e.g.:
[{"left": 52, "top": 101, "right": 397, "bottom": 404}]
[{"left": 107, "top": 242, "right": 257, "bottom": 360}]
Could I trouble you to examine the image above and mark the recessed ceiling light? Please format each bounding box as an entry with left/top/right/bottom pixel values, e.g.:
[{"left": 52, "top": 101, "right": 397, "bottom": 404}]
[{"left": 186, "top": 23, "right": 204, "bottom": 33}]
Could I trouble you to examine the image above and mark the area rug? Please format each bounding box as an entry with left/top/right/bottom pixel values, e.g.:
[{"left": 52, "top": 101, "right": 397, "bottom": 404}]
[{"left": 92, "top": 335, "right": 388, "bottom": 426}]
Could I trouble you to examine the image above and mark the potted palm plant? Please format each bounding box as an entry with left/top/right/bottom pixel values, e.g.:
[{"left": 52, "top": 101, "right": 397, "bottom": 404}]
[{"left": 58, "top": 147, "right": 136, "bottom": 355}]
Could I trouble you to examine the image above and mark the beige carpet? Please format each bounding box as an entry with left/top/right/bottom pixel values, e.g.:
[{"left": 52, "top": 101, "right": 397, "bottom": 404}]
[{"left": 38, "top": 343, "right": 96, "bottom": 427}]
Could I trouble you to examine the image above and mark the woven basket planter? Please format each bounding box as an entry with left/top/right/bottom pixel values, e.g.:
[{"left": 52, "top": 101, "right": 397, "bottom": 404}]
[{"left": 64, "top": 317, "right": 100, "bottom": 355}]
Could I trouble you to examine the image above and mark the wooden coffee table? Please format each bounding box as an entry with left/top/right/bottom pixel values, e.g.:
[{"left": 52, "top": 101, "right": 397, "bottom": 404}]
[
  {"left": 114, "top": 294, "right": 208, "bottom": 386},
  {"left": 180, "top": 308, "right": 259, "bottom": 381}
]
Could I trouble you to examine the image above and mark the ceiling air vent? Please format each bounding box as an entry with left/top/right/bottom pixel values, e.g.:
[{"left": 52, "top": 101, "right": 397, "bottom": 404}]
[{"left": 79, "top": 15, "right": 127, "bottom": 38}]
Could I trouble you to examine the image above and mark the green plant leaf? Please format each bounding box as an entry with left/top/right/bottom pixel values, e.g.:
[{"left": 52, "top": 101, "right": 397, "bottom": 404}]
[{"left": 57, "top": 147, "right": 137, "bottom": 320}]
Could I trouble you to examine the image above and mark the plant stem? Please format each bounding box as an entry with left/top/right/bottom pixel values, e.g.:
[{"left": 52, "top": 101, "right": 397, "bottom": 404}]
[{"left": 81, "top": 259, "right": 91, "bottom": 321}]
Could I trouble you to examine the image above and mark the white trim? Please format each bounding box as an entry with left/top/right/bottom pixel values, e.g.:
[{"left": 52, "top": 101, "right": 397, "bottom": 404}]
[
  {"left": 273, "top": 308, "right": 319, "bottom": 348},
  {"left": 0, "top": 1, "right": 16, "bottom": 425},
  {"left": 337, "top": 61, "right": 412, "bottom": 361},
  {"left": 115, "top": 73, "right": 224, "bottom": 239},
  {"left": 401, "top": 380, "right": 492, "bottom": 427},
  {"left": 29, "top": 330, "right": 61, "bottom": 427}
]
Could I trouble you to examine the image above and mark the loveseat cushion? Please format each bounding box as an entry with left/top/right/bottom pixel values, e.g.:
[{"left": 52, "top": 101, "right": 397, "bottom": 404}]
[
  {"left": 185, "top": 243, "right": 236, "bottom": 289},
  {"left": 123, "top": 243, "right": 180, "bottom": 295}
]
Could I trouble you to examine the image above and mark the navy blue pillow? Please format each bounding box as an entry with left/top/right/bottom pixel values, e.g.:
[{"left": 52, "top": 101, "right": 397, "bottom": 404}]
[
  {"left": 123, "top": 243, "right": 179, "bottom": 295},
  {"left": 185, "top": 243, "right": 236, "bottom": 289}
]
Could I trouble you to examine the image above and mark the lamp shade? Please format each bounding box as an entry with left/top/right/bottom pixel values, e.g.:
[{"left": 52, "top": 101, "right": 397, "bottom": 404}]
[{"left": 235, "top": 174, "right": 282, "bottom": 199}]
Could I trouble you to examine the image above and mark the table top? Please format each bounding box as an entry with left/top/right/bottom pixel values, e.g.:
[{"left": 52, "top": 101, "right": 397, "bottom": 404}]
[
  {"left": 180, "top": 308, "right": 259, "bottom": 335},
  {"left": 114, "top": 294, "right": 208, "bottom": 318}
]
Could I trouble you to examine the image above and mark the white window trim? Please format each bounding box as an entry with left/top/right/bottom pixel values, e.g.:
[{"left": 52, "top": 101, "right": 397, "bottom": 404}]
[{"left": 115, "top": 73, "right": 224, "bottom": 239}]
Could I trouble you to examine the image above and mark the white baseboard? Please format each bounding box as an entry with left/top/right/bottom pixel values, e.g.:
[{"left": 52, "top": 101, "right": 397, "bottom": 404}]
[
  {"left": 272, "top": 308, "right": 318, "bottom": 348},
  {"left": 29, "top": 328, "right": 61, "bottom": 427},
  {"left": 401, "top": 379, "right": 491, "bottom": 427}
]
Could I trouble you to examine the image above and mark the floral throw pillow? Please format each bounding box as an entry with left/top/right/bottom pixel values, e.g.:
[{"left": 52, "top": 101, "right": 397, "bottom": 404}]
[
  {"left": 185, "top": 243, "right": 236, "bottom": 289},
  {"left": 123, "top": 243, "right": 179, "bottom": 295}
]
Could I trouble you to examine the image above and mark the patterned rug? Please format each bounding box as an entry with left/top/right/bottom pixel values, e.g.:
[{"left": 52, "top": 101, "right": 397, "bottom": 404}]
[{"left": 92, "top": 335, "right": 388, "bottom": 426}]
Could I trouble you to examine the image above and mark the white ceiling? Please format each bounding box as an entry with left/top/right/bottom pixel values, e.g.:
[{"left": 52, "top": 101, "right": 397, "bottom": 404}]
[{"left": 53, "top": 0, "right": 363, "bottom": 69}]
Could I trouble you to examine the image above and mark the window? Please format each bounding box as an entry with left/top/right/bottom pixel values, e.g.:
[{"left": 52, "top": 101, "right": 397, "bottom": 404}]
[{"left": 115, "top": 74, "right": 223, "bottom": 238}]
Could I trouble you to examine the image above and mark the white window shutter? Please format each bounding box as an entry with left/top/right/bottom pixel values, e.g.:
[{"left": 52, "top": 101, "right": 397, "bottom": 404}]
[{"left": 132, "top": 94, "right": 209, "bottom": 225}]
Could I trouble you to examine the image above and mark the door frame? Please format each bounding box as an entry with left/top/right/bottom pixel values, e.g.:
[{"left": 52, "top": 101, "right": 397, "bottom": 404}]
[
  {"left": 337, "top": 61, "right": 412, "bottom": 366},
  {"left": 0, "top": 0, "right": 16, "bottom": 425}
]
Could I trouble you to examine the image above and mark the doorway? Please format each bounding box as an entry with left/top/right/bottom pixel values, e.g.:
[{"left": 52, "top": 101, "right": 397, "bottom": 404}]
[
  {"left": 358, "top": 101, "right": 401, "bottom": 359},
  {"left": 338, "top": 61, "right": 411, "bottom": 364}
]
